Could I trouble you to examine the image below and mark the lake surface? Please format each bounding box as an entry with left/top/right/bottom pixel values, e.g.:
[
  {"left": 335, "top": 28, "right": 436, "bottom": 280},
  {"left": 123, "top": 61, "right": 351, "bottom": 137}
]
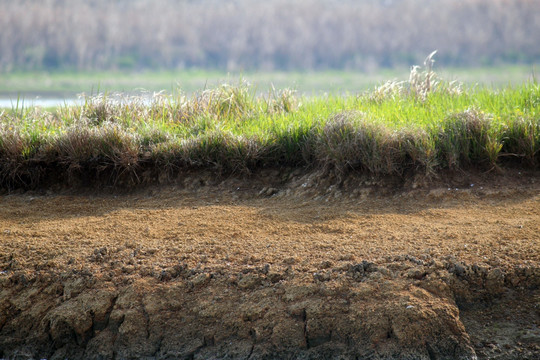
[
  {"left": 0, "top": 97, "right": 80, "bottom": 109},
  {"left": 0, "top": 93, "right": 157, "bottom": 109}
]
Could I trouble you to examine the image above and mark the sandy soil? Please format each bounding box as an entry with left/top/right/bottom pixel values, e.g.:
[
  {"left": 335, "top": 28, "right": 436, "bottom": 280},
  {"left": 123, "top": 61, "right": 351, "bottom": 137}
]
[{"left": 1, "top": 170, "right": 539, "bottom": 359}]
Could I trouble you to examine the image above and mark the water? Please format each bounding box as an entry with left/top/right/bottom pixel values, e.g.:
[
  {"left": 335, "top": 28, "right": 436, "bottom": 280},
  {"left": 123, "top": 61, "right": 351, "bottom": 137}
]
[
  {"left": 0, "top": 97, "right": 80, "bottom": 109},
  {"left": 0, "top": 91, "right": 165, "bottom": 109}
]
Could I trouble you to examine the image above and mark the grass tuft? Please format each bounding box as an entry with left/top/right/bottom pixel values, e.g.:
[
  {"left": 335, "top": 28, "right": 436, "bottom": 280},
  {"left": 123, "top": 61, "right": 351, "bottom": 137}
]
[
  {"left": 315, "top": 112, "right": 402, "bottom": 175},
  {"left": 500, "top": 116, "right": 540, "bottom": 166},
  {"left": 436, "top": 108, "right": 499, "bottom": 169}
]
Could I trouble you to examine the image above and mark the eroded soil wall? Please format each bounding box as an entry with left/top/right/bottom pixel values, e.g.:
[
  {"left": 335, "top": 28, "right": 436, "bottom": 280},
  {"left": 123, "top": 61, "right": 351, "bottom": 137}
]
[{"left": 1, "top": 172, "right": 539, "bottom": 359}]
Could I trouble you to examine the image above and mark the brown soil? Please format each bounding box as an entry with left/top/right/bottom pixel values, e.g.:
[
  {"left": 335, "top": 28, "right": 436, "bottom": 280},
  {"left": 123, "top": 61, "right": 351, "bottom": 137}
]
[{"left": 1, "top": 170, "right": 539, "bottom": 359}]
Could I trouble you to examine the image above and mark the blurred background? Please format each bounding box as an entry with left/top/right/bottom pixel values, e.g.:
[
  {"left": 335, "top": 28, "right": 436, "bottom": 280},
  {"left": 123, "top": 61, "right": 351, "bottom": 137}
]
[{"left": 1, "top": 0, "right": 539, "bottom": 105}]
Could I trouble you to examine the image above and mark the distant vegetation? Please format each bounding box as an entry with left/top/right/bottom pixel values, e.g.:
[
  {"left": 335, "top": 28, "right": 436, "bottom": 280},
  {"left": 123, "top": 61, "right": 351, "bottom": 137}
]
[
  {"left": 1, "top": 60, "right": 539, "bottom": 190},
  {"left": 1, "top": 0, "right": 539, "bottom": 72}
]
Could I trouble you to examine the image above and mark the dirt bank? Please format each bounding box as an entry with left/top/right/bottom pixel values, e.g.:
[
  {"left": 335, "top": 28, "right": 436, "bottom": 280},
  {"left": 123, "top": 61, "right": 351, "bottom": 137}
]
[{"left": 1, "top": 170, "right": 539, "bottom": 359}]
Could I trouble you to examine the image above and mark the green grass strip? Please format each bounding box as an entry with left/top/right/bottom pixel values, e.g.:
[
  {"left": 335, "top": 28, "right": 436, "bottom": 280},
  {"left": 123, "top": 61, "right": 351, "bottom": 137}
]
[{"left": 1, "top": 74, "right": 539, "bottom": 189}]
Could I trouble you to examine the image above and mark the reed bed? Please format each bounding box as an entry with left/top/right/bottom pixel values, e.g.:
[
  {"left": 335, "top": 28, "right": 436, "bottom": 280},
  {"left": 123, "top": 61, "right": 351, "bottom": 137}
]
[{"left": 1, "top": 65, "right": 539, "bottom": 190}]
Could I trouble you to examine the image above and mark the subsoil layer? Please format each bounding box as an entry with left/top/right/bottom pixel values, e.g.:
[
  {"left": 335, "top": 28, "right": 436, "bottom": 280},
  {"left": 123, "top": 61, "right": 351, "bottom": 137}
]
[{"left": 1, "top": 170, "right": 539, "bottom": 359}]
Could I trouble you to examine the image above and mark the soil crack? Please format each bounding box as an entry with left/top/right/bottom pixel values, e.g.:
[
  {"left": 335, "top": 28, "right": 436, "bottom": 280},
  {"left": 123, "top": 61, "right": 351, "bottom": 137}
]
[
  {"left": 245, "top": 343, "right": 255, "bottom": 360},
  {"left": 141, "top": 300, "right": 150, "bottom": 340},
  {"left": 302, "top": 308, "right": 309, "bottom": 349}
]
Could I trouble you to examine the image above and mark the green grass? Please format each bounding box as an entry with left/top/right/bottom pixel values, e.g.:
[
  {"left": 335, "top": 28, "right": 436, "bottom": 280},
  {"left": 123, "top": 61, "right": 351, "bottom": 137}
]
[
  {"left": 1, "top": 65, "right": 539, "bottom": 190},
  {"left": 0, "top": 65, "right": 537, "bottom": 97}
]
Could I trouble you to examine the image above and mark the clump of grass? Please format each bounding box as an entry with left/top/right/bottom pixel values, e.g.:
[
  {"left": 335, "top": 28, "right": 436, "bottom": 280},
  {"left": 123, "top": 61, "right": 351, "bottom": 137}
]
[
  {"left": 314, "top": 112, "right": 404, "bottom": 175},
  {"left": 436, "top": 108, "right": 500, "bottom": 169},
  {"left": 266, "top": 87, "right": 298, "bottom": 114},
  {"left": 500, "top": 116, "right": 540, "bottom": 166},
  {"left": 172, "top": 80, "right": 259, "bottom": 122},
  {"left": 0, "top": 109, "right": 55, "bottom": 188},
  {"left": 55, "top": 121, "right": 141, "bottom": 184},
  {"left": 369, "top": 51, "right": 463, "bottom": 103},
  {"left": 398, "top": 128, "right": 438, "bottom": 176},
  {"left": 1, "top": 66, "right": 539, "bottom": 190},
  {"left": 180, "top": 131, "right": 261, "bottom": 172}
]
